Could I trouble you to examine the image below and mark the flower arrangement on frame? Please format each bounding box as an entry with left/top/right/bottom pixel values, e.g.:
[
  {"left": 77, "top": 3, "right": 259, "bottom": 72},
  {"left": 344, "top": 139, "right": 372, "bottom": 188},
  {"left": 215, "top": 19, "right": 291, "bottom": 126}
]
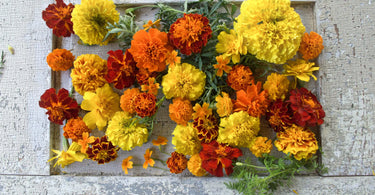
[{"left": 40, "top": 0, "right": 327, "bottom": 194}]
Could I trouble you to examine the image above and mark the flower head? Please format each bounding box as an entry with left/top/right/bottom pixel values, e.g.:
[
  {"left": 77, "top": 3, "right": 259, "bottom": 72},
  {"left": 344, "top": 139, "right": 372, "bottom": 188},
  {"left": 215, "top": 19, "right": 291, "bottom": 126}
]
[
  {"left": 165, "top": 50, "right": 181, "bottom": 68},
  {"left": 122, "top": 156, "right": 133, "bottom": 174},
  {"left": 78, "top": 132, "right": 96, "bottom": 153},
  {"left": 48, "top": 142, "right": 86, "bottom": 168},
  {"left": 249, "top": 136, "right": 273, "bottom": 158},
  {"left": 42, "top": 0, "right": 75, "bottom": 37},
  {"left": 162, "top": 63, "right": 206, "bottom": 101},
  {"left": 141, "top": 78, "right": 160, "bottom": 96},
  {"left": 234, "top": 82, "right": 270, "bottom": 117},
  {"left": 167, "top": 152, "right": 188, "bottom": 174},
  {"left": 133, "top": 92, "right": 157, "bottom": 118},
  {"left": 299, "top": 31, "right": 324, "bottom": 60},
  {"left": 86, "top": 136, "right": 119, "bottom": 164},
  {"left": 81, "top": 84, "right": 121, "bottom": 130},
  {"left": 227, "top": 65, "right": 254, "bottom": 91},
  {"left": 39, "top": 88, "right": 79, "bottom": 125},
  {"left": 46, "top": 49, "right": 75, "bottom": 71},
  {"left": 168, "top": 13, "right": 212, "bottom": 55},
  {"left": 187, "top": 154, "right": 207, "bottom": 177},
  {"left": 266, "top": 99, "right": 294, "bottom": 132},
  {"left": 213, "top": 55, "right": 232, "bottom": 77},
  {"left": 193, "top": 114, "right": 219, "bottom": 143},
  {"left": 152, "top": 136, "right": 168, "bottom": 146},
  {"left": 263, "top": 73, "right": 290, "bottom": 101},
  {"left": 216, "top": 30, "right": 247, "bottom": 64},
  {"left": 105, "top": 50, "right": 137, "bottom": 90},
  {"left": 215, "top": 92, "right": 233, "bottom": 117},
  {"left": 172, "top": 123, "right": 201, "bottom": 155},
  {"left": 143, "top": 148, "right": 155, "bottom": 169},
  {"left": 192, "top": 102, "right": 212, "bottom": 120},
  {"left": 71, "top": 54, "right": 107, "bottom": 95},
  {"left": 106, "top": 111, "right": 148, "bottom": 151},
  {"left": 120, "top": 88, "right": 140, "bottom": 114},
  {"left": 200, "top": 141, "right": 243, "bottom": 177},
  {"left": 63, "top": 117, "right": 91, "bottom": 142},
  {"left": 284, "top": 59, "right": 319, "bottom": 82},
  {"left": 71, "top": 0, "right": 119, "bottom": 45},
  {"left": 169, "top": 98, "right": 193, "bottom": 126}
]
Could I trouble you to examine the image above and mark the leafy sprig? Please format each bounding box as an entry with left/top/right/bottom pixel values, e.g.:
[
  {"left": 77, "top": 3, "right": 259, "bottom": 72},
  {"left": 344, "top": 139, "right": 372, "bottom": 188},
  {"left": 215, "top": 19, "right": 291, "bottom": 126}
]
[{"left": 104, "top": 13, "right": 139, "bottom": 49}]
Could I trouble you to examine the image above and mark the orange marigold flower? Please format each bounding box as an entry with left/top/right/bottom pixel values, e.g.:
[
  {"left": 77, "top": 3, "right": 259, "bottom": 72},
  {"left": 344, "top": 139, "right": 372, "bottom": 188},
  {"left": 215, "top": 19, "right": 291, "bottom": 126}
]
[
  {"left": 213, "top": 55, "right": 232, "bottom": 77},
  {"left": 129, "top": 29, "right": 173, "bottom": 72},
  {"left": 86, "top": 136, "right": 119, "bottom": 164},
  {"left": 199, "top": 140, "right": 242, "bottom": 177},
  {"left": 141, "top": 78, "right": 160, "bottom": 96},
  {"left": 234, "top": 82, "right": 270, "bottom": 117},
  {"left": 134, "top": 92, "right": 157, "bottom": 118},
  {"left": 169, "top": 98, "right": 193, "bottom": 126},
  {"left": 249, "top": 136, "right": 273, "bottom": 158},
  {"left": 152, "top": 136, "right": 168, "bottom": 146},
  {"left": 299, "top": 31, "right": 324, "bottom": 60},
  {"left": 215, "top": 92, "right": 233, "bottom": 117},
  {"left": 46, "top": 49, "right": 75, "bottom": 71},
  {"left": 167, "top": 151, "right": 188, "bottom": 174},
  {"left": 39, "top": 88, "right": 79, "bottom": 125},
  {"left": 193, "top": 115, "right": 219, "bottom": 143},
  {"left": 136, "top": 69, "right": 159, "bottom": 85},
  {"left": 78, "top": 132, "right": 95, "bottom": 153},
  {"left": 143, "top": 148, "right": 155, "bottom": 169},
  {"left": 168, "top": 13, "right": 212, "bottom": 55},
  {"left": 192, "top": 102, "right": 212, "bottom": 119},
  {"left": 120, "top": 88, "right": 140, "bottom": 114},
  {"left": 105, "top": 50, "right": 137, "bottom": 90},
  {"left": 122, "top": 156, "right": 133, "bottom": 174},
  {"left": 63, "top": 117, "right": 91, "bottom": 142},
  {"left": 227, "top": 65, "right": 254, "bottom": 91},
  {"left": 166, "top": 50, "right": 181, "bottom": 68},
  {"left": 143, "top": 19, "right": 161, "bottom": 30},
  {"left": 42, "top": 0, "right": 75, "bottom": 37},
  {"left": 187, "top": 154, "right": 207, "bottom": 177},
  {"left": 266, "top": 99, "right": 294, "bottom": 132}
]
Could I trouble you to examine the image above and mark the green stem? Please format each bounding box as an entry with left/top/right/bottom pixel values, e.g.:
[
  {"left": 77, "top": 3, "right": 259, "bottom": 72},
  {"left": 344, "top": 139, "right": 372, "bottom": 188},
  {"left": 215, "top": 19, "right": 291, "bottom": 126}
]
[
  {"left": 151, "top": 166, "right": 169, "bottom": 172},
  {"left": 235, "top": 162, "right": 278, "bottom": 171},
  {"left": 154, "top": 158, "right": 166, "bottom": 165},
  {"left": 62, "top": 137, "right": 70, "bottom": 151},
  {"left": 125, "top": 5, "right": 159, "bottom": 14}
]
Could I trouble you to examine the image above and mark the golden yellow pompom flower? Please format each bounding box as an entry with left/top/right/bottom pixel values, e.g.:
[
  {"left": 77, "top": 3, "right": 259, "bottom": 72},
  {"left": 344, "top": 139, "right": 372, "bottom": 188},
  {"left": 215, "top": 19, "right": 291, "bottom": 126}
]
[
  {"left": 106, "top": 111, "right": 148, "bottom": 151},
  {"left": 263, "top": 73, "right": 290, "bottom": 101},
  {"left": 217, "top": 111, "right": 260, "bottom": 148},
  {"left": 216, "top": 29, "right": 247, "bottom": 64},
  {"left": 187, "top": 154, "right": 207, "bottom": 177},
  {"left": 172, "top": 123, "right": 201, "bottom": 156},
  {"left": 162, "top": 63, "right": 206, "bottom": 101},
  {"left": 48, "top": 142, "right": 86, "bottom": 168},
  {"left": 71, "top": 0, "right": 119, "bottom": 45},
  {"left": 284, "top": 59, "right": 320, "bottom": 82},
  {"left": 215, "top": 92, "right": 233, "bottom": 117},
  {"left": 249, "top": 136, "right": 273, "bottom": 158}
]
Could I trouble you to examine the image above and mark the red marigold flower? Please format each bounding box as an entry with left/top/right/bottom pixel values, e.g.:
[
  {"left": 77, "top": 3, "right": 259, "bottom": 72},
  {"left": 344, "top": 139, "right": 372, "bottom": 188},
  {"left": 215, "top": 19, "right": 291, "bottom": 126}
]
[
  {"left": 266, "top": 99, "right": 294, "bottom": 132},
  {"left": 166, "top": 152, "right": 188, "bottom": 174},
  {"left": 42, "top": 0, "right": 75, "bottom": 37},
  {"left": 86, "top": 136, "right": 119, "bottom": 164},
  {"left": 199, "top": 141, "right": 242, "bottom": 177},
  {"left": 193, "top": 115, "right": 219, "bottom": 143},
  {"left": 227, "top": 65, "right": 254, "bottom": 91},
  {"left": 134, "top": 92, "right": 157, "bottom": 118},
  {"left": 105, "top": 50, "right": 137, "bottom": 89},
  {"left": 234, "top": 82, "right": 270, "bottom": 117},
  {"left": 39, "top": 88, "right": 79, "bottom": 125},
  {"left": 288, "top": 87, "right": 325, "bottom": 127},
  {"left": 168, "top": 13, "right": 212, "bottom": 55}
]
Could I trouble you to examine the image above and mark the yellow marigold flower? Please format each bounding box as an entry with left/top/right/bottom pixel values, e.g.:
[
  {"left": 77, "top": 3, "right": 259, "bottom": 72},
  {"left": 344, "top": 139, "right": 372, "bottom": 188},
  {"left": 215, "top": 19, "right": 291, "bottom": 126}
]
[
  {"left": 152, "top": 136, "right": 168, "bottom": 146},
  {"left": 48, "top": 142, "right": 86, "bottom": 168},
  {"left": 172, "top": 123, "right": 201, "bottom": 156},
  {"left": 249, "top": 136, "right": 273, "bottom": 158},
  {"left": 284, "top": 59, "right": 320, "bottom": 82},
  {"left": 71, "top": 54, "right": 107, "bottom": 95},
  {"left": 213, "top": 55, "right": 232, "bottom": 77},
  {"left": 71, "top": 0, "right": 119, "bottom": 45},
  {"left": 187, "top": 154, "right": 207, "bottom": 177},
  {"left": 143, "top": 148, "right": 155, "bottom": 169},
  {"left": 234, "top": 0, "right": 305, "bottom": 64},
  {"left": 162, "top": 63, "right": 206, "bottom": 101},
  {"left": 216, "top": 29, "right": 247, "bottom": 64},
  {"left": 217, "top": 111, "right": 260, "bottom": 147},
  {"left": 81, "top": 84, "right": 121, "bottom": 130},
  {"left": 106, "top": 111, "right": 148, "bottom": 151},
  {"left": 263, "top": 73, "right": 290, "bottom": 101},
  {"left": 215, "top": 92, "right": 233, "bottom": 117},
  {"left": 122, "top": 156, "right": 133, "bottom": 174},
  {"left": 192, "top": 102, "right": 212, "bottom": 119},
  {"left": 274, "top": 125, "right": 318, "bottom": 160}
]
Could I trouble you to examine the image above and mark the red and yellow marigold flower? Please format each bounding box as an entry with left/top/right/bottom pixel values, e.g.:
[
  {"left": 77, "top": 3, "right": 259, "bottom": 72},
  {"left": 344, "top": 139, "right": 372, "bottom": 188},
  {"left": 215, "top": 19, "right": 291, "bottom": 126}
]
[
  {"left": 63, "top": 117, "right": 91, "bottom": 142},
  {"left": 168, "top": 13, "right": 212, "bottom": 55},
  {"left": 120, "top": 88, "right": 140, "bottom": 114},
  {"left": 227, "top": 65, "right": 254, "bottom": 91},
  {"left": 169, "top": 98, "right": 193, "bottom": 126},
  {"left": 86, "top": 136, "right": 119, "bottom": 164},
  {"left": 143, "top": 148, "right": 155, "bottom": 169},
  {"left": 39, "top": 88, "right": 79, "bottom": 125},
  {"left": 133, "top": 92, "right": 157, "bottom": 118},
  {"left": 234, "top": 82, "right": 270, "bottom": 117},
  {"left": 166, "top": 152, "right": 188, "bottom": 174},
  {"left": 46, "top": 49, "right": 75, "bottom": 71},
  {"left": 193, "top": 114, "right": 219, "bottom": 143},
  {"left": 187, "top": 154, "right": 207, "bottom": 177},
  {"left": 249, "top": 136, "right": 273, "bottom": 158},
  {"left": 266, "top": 99, "right": 294, "bottom": 132},
  {"left": 213, "top": 55, "right": 232, "bottom": 77},
  {"left": 105, "top": 50, "right": 137, "bottom": 90},
  {"left": 299, "top": 31, "right": 324, "bottom": 60},
  {"left": 42, "top": 0, "right": 75, "bottom": 37},
  {"left": 215, "top": 92, "right": 233, "bottom": 117}
]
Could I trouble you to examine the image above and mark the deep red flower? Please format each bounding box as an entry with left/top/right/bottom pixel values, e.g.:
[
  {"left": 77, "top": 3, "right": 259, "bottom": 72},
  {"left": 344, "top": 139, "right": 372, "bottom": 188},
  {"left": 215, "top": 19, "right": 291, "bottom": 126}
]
[
  {"left": 42, "top": 0, "right": 75, "bottom": 37},
  {"left": 288, "top": 87, "right": 325, "bottom": 127},
  {"left": 199, "top": 141, "right": 242, "bottom": 177},
  {"left": 39, "top": 88, "right": 79, "bottom": 125},
  {"left": 193, "top": 115, "right": 219, "bottom": 143},
  {"left": 266, "top": 99, "right": 294, "bottom": 132},
  {"left": 105, "top": 50, "right": 137, "bottom": 89},
  {"left": 86, "top": 136, "right": 119, "bottom": 164}
]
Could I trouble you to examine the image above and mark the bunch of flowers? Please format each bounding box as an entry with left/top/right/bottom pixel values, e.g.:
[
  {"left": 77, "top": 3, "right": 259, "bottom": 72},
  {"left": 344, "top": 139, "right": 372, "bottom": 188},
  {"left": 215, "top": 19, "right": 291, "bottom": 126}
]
[{"left": 41, "top": 0, "right": 327, "bottom": 193}]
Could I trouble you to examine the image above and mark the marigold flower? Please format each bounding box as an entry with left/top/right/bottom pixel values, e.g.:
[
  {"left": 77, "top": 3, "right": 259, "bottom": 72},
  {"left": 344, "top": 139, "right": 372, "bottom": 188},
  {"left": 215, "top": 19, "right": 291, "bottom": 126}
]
[
  {"left": 39, "top": 88, "right": 79, "bottom": 125},
  {"left": 169, "top": 98, "right": 193, "bottom": 126},
  {"left": 78, "top": 132, "right": 96, "bottom": 153},
  {"left": 136, "top": 69, "right": 159, "bottom": 85},
  {"left": 288, "top": 87, "right": 325, "bottom": 127},
  {"left": 42, "top": 0, "right": 75, "bottom": 37},
  {"left": 217, "top": 111, "right": 260, "bottom": 148},
  {"left": 215, "top": 92, "right": 233, "bottom": 117},
  {"left": 284, "top": 59, "right": 320, "bottom": 82},
  {"left": 141, "top": 78, "right": 160, "bottom": 96},
  {"left": 63, "top": 117, "right": 91, "bottom": 142},
  {"left": 249, "top": 136, "right": 273, "bottom": 158},
  {"left": 143, "top": 148, "right": 155, "bottom": 169},
  {"left": 193, "top": 115, "right": 219, "bottom": 143},
  {"left": 143, "top": 19, "right": 161, "bottom": 30},
  {"left": 46, "top": 49, "right": 75, "bottom": 71},
  {"left": 122, "top": 156, "right": 133, "bottom": 174},
  {"left": 274, "top": 125, "right": 318, "bottom": 160},
  {"left": 234, "top": 0, "right": 305, "bottom": 64},
  {"left": 129, "top": 28, "right": 173, "bottom": 72},
  {"left": 86, "top": 136, "right": 119, "bottom": 164},
  {"left": 165, "top": 50, "right": 181, "bottom": 68},
  {"left": 152, "top": 136, "right": 168, "bottom": 146},
  {"left": 105, "top": 50, "right": 137, "bottom": 90},
  {"left": 48, "top": 142, "right": 86, "bottom": 168},
  {"left": 81, "top": 84, "right": 121, "bottom": 130},
  {"left": 187, "top": 154, "right": 207, "bottom": 177},
  {"left": 263, "top": 73, "right": 290, "bottom": 101},
  {"left": 71, "top": 54, "right": 107, "bottom": 95},
  {"left": 120, "top": 88, "right": 140, "bottom": 114},
  {"left": 213, "top": 55, "right": 232, "bottom": 77},
  {"left": 234, "top": 82, "right": 270, "bottom": 117},
  {"left": 162, "top": 63, "right": 206, "bottom": 101},
  {"left": 71, "top": 0, "right": 119, "bottom": 45},
  {"left": 168, "top": 13, "right": 212, "bottom": 55},
  {"left": 227, "top": 65, "right": 254, "bottom": 91},
  {"left": 200, "top": 140, "right": 243, "bottom": 177},
  {"left": 106, "top": 111, "right": 148, "bottom": 151},
  {"left": 192, "top": 102, "right": 212, "bottom": 120},
  {"left": 172, "top": 123, "right": 201, "bottom": 155},
  {"left": 266, "top": 99, "right": 294, "bottom": 132},
  {"left": 167, "top": 152, "right": 188, "bottom": 174},
  {"left": 216, "top": 30, "right": 247, "bottom": 64},
  {"left": 299, "top": 31, "right": 324, "bottom": 60},
  {"left": 133, "top": 92, "right": 157, "bottom": 118}
]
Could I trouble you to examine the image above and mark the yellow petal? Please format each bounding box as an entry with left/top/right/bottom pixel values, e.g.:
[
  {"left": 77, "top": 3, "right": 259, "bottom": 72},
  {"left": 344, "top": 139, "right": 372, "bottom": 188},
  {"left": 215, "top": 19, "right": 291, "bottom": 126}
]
[{"left": 83, "top": 112, "right": 98, "bottom": 130}]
